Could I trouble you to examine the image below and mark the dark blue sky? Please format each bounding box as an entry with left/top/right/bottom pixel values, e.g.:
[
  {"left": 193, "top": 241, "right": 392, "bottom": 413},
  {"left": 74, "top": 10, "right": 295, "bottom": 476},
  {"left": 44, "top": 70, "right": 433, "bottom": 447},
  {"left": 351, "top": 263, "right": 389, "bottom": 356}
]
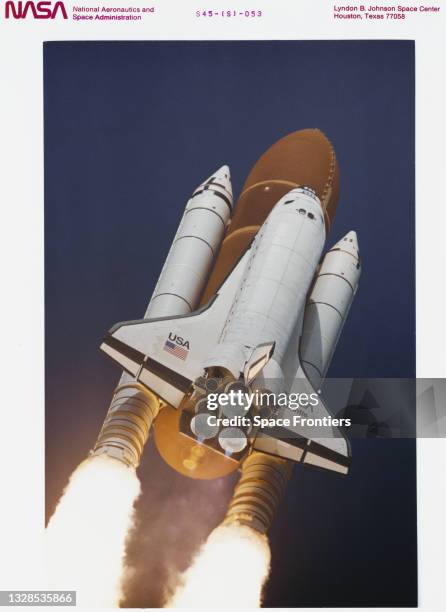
[{"left": 45, "top": 41, "right": 415, "bottom": 607}]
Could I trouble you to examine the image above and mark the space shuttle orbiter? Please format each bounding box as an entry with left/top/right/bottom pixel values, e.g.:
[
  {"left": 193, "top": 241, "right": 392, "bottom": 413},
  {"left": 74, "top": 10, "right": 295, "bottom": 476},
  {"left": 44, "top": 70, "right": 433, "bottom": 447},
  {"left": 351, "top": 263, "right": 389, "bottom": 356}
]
[{"left": 95, "top": 131, "right": 361, "bottom": 481}]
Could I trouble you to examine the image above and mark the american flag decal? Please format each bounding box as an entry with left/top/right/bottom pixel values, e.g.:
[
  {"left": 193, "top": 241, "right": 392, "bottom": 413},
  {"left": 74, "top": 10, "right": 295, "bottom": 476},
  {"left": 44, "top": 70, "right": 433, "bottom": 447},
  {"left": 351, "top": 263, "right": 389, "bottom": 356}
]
[{"left": 163, "top": 339, "right": 189, "bottom": 361}]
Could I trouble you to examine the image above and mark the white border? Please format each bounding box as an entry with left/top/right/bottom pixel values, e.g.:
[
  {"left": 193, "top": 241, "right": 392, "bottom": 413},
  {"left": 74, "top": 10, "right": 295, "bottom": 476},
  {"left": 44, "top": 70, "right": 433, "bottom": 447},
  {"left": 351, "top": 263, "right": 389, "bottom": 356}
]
[{"left": 1, "top": 1, "right": 446, "bottom": 609}]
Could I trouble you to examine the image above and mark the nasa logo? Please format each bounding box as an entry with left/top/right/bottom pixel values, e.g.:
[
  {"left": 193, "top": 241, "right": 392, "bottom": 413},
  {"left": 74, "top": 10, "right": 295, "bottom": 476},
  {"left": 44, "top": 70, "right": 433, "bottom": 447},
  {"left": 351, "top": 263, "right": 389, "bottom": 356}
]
[{"left": 4, "top": 1, "right": 68, "bottom": 19}]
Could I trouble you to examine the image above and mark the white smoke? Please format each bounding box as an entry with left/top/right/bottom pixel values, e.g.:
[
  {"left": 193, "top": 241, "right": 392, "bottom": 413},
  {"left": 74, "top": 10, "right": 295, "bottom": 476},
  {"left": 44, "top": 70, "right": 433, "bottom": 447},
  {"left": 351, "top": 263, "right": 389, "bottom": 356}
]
[
  {"left": 46, "top": 455, "right": 141, "bottom": 607},
  {"left": 166, "top": 523, "right": 271, "bottom": 608}
]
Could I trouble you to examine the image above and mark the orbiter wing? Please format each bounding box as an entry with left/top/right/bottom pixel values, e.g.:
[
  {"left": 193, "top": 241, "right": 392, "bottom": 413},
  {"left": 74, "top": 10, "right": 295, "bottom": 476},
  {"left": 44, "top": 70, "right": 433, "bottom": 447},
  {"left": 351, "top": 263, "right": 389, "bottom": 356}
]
[
  {"left": 253, "top": 371, "right": 351, "bottom": 474},
  {"left": 100, "top": 252, "right": 249, "bottom": 407}
]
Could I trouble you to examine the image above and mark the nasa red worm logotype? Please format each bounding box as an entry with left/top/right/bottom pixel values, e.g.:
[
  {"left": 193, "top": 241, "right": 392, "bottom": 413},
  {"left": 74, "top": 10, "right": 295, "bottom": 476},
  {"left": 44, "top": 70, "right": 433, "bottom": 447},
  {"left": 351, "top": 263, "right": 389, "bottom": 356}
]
[{"left": 4, "top": 1, "right": 68, "bottom": 19}]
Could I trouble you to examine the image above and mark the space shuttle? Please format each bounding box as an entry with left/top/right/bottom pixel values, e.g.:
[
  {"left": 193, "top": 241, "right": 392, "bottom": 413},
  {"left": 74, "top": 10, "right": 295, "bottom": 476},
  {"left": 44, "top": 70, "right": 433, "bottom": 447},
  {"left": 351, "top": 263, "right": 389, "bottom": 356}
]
[{"left": 95, "top": 129, "right": 361, "bottom": 483}]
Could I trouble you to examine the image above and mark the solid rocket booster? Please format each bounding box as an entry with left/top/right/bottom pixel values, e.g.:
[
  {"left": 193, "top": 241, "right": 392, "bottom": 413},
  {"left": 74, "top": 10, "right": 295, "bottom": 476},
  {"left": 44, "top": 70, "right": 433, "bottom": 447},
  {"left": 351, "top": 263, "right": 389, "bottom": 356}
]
[
  {"left": 92, "top": 167, "right": 233, "bottom": 467},
  {"left": 301, "top": 230, "right": 361, "bottom": 388},
  {"left": 147, "top": 166, "right": 233, "bottom": 318}
]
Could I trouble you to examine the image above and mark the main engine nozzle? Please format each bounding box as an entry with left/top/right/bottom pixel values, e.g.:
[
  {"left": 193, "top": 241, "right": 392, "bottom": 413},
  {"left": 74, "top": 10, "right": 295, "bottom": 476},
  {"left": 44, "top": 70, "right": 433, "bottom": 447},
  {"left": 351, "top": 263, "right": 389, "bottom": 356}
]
[{"left": 180, "top": 375, "right": 256, "bottom": 462}]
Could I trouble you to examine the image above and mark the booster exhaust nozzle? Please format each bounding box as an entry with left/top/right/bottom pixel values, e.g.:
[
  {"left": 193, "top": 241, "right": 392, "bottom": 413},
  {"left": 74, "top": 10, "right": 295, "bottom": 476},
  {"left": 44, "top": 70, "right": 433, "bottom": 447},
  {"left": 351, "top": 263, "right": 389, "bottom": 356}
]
[
  {"left": 223, "top": 451, "right": 293, "bottom": 534},
  {"left": 92, "top": 382, "right": 160, "bottom": 468}
]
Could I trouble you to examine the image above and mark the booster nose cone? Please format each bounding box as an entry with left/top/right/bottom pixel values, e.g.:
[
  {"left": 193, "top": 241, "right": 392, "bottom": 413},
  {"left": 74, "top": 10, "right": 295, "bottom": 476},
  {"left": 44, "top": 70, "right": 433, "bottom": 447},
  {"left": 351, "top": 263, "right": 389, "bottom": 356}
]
[
  {"left": 205, "top": 164, "right": 232, "bottom": 193},
  {"left": 345, "top": 230, "right": 358, "bottom": 243},
  {"left": 213, "top": 164, "right": 231, "bottom": 183},
  {"left": 212, "top": 164, "right": 232, "bottom": 198},
  {"left": 336, "top": 230, "right": 359, "bottom": 258},
  {"left": 194, "top": 164, "right": 233, "bottom": 206}
]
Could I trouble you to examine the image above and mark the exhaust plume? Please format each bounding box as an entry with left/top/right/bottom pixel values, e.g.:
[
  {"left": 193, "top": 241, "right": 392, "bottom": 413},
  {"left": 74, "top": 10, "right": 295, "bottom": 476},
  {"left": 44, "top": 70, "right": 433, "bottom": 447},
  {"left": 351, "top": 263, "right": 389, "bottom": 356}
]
[
  {"left": 166, "top": 523, "right": 271, "bottom": 608},
  {"left": 46, "top": 455, "right": 140, "bottom": 607}
]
